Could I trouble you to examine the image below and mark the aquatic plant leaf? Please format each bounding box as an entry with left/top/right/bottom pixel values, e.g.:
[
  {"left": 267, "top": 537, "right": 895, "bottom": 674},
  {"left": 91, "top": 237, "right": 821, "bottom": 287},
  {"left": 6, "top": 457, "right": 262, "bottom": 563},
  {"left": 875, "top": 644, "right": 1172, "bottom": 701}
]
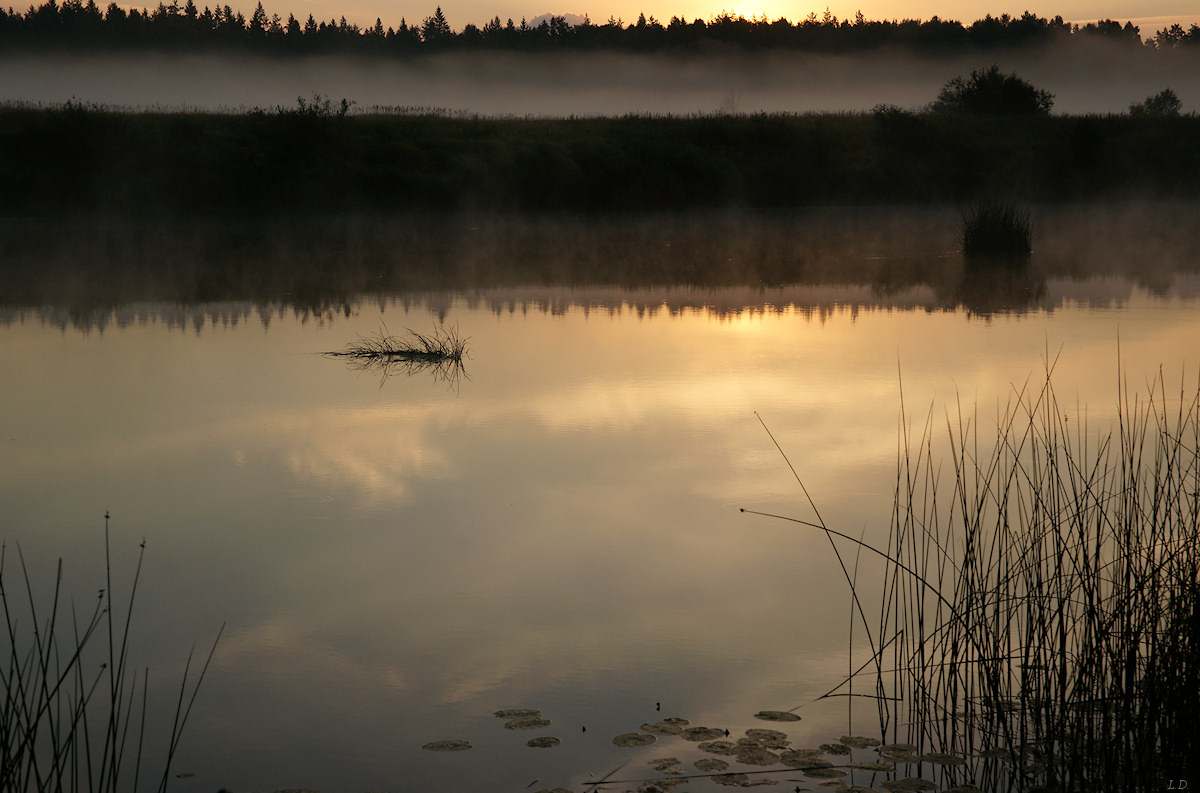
[
  {"left": 682, "top": 726, "right": 727, "bottom": 741},
  {"left": 661, "top": 717, "right": 690, "bottom": 725},
  {"left": 422, "top": 740, "right": 472, "bottom": 751},
  {"left": 532, "top": 789, "right": 574, "bottom": 793},
  {"left": 649, "top": 757, "right": 683, "bottom": 771},
  {"left": 919, "top": 752, "right": 966, "bottom": 765},
  {"left": 698, "top": 740, "right": 737, "bottom": 755},
  {"left": 494, "top": 708, "right": 542, "bottom": 719},
  {"left": 881, "top": 780, "right": 937, "bottom": 792},
  {"left": 778, "top": 749, "right": 829, "bottom": 768},
  {"left": 710, "top": 774, "right": 752, "bottom": 787},
  {"left": 753, "top": 710, "right": 801, "bottom": 722},
  {"left": 878, "top": 743, "right": 916, "bottom": 753},
  {"left": 839, "top": 735, "right": 881, "bottom": 748},
  {"left": 639, "top": 780, "right": 688, "bottom": 792},
  {"left": 732, "top": 744, "right": 779, "bottom": 765},
  {"left": 846, "top": 761, "right": 895, "bottom": 770},
  {"left": 820, "top": 742, "right": 851, "bottom": 755},
  {"left": 642, "top": 720, "right": 685, "bottom": 735},
  {"left": 803, "top": 767, "right": 847, "bottom": 778},
  {"left": 695, "top": 758, "right": 730, "bottom": 771},
  {"left": 613, "top": 732, "right": 657, "bottom": 747},
  {"left": 744, "top": 728, "right": 790, "bottom": 748},
  {"left": 526, "top": 736, "right": 561, "bottom": 748},
  {"left": 505, "top": 717, "right": 552, "bottom": 730},
  {"left": 977, "top": 747, "right": 1014, "bottom": 759}
]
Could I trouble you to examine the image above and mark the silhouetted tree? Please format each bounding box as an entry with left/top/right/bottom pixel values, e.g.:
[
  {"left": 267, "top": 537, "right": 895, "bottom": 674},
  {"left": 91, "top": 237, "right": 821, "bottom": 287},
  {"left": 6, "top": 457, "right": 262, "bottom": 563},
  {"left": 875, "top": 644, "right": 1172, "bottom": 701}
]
[
  {"left": 420, "top": 5, "right": 450, "bottom": 43},
  {"left": 932, "top": 65, "right": 1053, "bottom": 115},
  {"left": 1130, "top": 88, "right": 1182, "bottom": 116}
]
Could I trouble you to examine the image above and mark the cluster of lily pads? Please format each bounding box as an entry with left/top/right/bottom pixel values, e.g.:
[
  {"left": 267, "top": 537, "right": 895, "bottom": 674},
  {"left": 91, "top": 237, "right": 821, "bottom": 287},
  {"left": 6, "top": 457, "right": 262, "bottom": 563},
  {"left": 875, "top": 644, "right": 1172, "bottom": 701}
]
[{"left": 424, "top": 707, "right": 977, "bottom": 792}]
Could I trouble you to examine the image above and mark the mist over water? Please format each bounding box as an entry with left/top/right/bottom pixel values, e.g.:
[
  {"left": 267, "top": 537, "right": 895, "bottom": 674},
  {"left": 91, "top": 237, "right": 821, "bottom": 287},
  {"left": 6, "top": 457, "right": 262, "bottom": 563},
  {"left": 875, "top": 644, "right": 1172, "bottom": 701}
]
[{"left": 4, "top": 38, "right": 1199, "bottom": 115}]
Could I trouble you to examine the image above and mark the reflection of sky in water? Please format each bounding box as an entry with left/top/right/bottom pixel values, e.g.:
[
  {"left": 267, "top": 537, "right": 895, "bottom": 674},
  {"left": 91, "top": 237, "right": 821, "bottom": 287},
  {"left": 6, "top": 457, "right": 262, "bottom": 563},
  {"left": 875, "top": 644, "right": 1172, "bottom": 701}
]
[{"left": 2, "top": 285, "right": 1199, "bottom": 791}]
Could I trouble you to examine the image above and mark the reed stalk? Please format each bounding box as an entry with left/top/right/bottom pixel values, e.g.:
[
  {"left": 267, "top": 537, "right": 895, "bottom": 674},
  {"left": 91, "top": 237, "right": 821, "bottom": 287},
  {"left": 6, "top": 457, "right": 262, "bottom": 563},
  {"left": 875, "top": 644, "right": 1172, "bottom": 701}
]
[
  {"left": 0, "top": 513, "right": 222, "bottom": 793},
  {"left": 754, "top": 362, "right": 1200, "bottom": 790}
]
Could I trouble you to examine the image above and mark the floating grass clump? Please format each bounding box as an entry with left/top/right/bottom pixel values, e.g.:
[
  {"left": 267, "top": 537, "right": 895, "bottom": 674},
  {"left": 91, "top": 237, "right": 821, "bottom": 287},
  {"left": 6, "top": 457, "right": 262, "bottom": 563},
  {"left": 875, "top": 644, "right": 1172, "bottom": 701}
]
[
  {"left": 749, "top": 361, "right": 1200, "bottom": 791},
  {"left": 328, "top": 324, "right": 469, "bottom": 386},
  {"left": 961, "top": 201, "right": 1032, "bottom": 260}
]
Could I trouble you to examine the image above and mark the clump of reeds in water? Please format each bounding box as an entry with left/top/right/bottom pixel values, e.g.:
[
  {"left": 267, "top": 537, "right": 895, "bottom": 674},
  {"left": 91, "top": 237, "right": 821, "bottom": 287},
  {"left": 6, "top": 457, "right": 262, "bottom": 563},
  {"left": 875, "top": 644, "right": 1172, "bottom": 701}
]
[
  {"left": 962, "top": 201, "right": 1032, "bottom": 260},
  {"left": 751, "top": 364, "right": 1200, "bottom": 791},
  {"left": 877, "top": 368, "right": 1198, "bottom": 790},
  {"left": 328, "top": 324, "right": 469, "bottom": 387},
  {"left": 1, "top": 514, "right": 222, "bottom": 793}
]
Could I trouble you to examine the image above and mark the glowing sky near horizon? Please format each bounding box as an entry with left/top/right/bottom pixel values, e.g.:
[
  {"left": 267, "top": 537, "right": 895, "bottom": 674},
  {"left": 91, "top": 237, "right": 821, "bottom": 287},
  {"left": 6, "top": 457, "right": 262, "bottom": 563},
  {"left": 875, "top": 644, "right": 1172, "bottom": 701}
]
[{"left": 258, "top": 0, "right": 1198, "bottom": 36}]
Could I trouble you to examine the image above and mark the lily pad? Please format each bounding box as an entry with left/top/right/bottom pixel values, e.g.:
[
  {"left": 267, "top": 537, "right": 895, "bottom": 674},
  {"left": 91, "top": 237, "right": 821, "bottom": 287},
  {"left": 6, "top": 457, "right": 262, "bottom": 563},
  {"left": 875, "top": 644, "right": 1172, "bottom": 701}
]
[
  {"left": 614, "top": 732, "right": 657, "bottom": 748},
  {"left": 642, "top": 721, "right": 685, "bottom": 735},
  {"left": 505, "top": 717, "right": 552, "bottom": 730},
  {"left": 733, "top": 744, "right": 779, "bottom": 766},
  {"left": 881, "top": 780, "right": 937, "bottom": 792},
  {"left": 920, "top": 752, "right": 966, "bottom": 766},
  {"left": 695, "top": 758, "right": 730, "bottom": 772},
  {"left": 711, "top": 775, "right": 752, "bottom": 787},
  {"left": 778, "top": 749, "right": 828, "bottom": 768},
  {"left": 753, "top": 710, "right": 801, "bottom": 722},
  {"left": 846, "top": 761, "right": 895, "bottom": 771},
  {"left": 803, "top": 767, "right": 847, "bottom": 778},
  {"left": 639, "top": 780, "right": 688, "bottom": 791},
  {"left": 494, "top": 708, "right": 542, "bottom": 719},
  {"left": 682, "top": 726, "right": 727, "bottom": 742},
  {"left": 878, "top": 743, "right": 917, "bottom": 753},
  {"left": 661, "top": 717, "right": 690, "bottom": 725},
  {"left": 526, "top": 736, "right": 561, "bottom": 748},
  {"left": 745, "top": 728, "right": 790, "bottom": 748},
  {"left": 840, "top": 735, "right": 882, "bottom": 748},
  {"left": 820, "top": 742, "right": 851, "bottom": 755},
  {"left": 698, "top": 740, "right": 737, "bottom": 755},
  {"left": 422, "top": 740, "right": 472, "bottom": 751},
  {"left": 649, "top": 758, "right": 683, "bottom": 771}
]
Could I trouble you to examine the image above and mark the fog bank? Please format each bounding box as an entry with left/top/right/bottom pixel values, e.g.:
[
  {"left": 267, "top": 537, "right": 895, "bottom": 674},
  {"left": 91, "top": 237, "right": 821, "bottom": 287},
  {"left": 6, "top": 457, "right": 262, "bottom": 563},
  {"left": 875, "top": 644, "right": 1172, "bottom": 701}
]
[{"left": 4, "top": 40, "right": 1199, "bottom": 115}]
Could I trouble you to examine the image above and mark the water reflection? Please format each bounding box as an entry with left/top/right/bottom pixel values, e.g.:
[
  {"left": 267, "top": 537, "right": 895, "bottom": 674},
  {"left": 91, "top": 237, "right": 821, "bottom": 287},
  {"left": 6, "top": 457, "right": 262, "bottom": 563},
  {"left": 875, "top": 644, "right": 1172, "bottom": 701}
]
[
  {"left": 4, "top": 203, "right": 1200, "bottom": 331},
  {"left": 2, "top": 205, "right": 1199, "bottom": 792}
]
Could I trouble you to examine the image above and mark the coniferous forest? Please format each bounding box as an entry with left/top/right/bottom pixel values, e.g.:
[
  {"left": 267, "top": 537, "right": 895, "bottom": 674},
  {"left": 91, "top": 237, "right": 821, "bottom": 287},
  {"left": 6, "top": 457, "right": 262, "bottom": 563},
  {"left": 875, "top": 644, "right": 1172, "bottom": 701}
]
[{"left": 2, "top": 0, "right": 1198, "bottom": 55}]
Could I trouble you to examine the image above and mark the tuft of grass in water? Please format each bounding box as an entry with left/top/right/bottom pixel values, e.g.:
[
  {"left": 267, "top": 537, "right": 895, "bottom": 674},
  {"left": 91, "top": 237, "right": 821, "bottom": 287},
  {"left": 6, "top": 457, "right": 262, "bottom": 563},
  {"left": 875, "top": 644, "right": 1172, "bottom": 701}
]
[
  {"left": 962, "top": 201, "right": 1032, "bottom": 260},
  {"left": 747, "top": 360, "right": 1200, "bottom": 791},
  {"left": 0, "top": 512, "right": 222, "bottom": 793},
  {"left": 327, "top": 324, "right": 470, "bottom": 387}
]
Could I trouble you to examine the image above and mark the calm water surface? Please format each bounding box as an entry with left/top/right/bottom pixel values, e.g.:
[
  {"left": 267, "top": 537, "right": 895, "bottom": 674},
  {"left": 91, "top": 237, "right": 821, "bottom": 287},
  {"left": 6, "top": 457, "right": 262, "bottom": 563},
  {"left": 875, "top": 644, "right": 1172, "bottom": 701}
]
[{"left": 2, "top": 207, "right": 1198, "bottom": 792}]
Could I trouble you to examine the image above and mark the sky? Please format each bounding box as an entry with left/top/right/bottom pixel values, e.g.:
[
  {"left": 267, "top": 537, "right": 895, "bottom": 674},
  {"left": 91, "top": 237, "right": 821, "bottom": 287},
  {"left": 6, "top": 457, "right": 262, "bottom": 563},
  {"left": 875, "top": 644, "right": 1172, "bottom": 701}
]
[{"left": 268, "top": 0, "right": 1200, "bottom": 35}]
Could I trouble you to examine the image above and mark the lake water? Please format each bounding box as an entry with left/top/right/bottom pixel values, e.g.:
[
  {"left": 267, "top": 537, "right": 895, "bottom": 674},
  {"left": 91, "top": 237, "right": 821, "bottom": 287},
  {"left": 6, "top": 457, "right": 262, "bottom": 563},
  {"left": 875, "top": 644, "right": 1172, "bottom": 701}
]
[{"left": 2, "top": 205, "right": 1198, "bottom": 792}]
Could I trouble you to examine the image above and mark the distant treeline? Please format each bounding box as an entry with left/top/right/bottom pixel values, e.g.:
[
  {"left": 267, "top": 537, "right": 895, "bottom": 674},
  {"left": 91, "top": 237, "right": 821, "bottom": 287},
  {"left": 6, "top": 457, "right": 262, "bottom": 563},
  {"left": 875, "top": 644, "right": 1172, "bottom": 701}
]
[
  {"left": 2, "top": 1, "right": 1199, "bottom": 55},
  {"left": 4, "top": 102, "right": 1200, "bottom": 216}
]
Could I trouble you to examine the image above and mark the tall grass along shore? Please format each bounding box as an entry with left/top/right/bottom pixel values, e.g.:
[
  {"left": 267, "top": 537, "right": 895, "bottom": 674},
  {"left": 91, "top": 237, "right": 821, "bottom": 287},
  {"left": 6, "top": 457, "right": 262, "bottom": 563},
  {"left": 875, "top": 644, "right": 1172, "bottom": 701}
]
[
  {"left": 1, "top": 514, "right": 221, "bottom": 793},
  {"left": 749, "top": 363, "right": 1200, "bottom": 791}
]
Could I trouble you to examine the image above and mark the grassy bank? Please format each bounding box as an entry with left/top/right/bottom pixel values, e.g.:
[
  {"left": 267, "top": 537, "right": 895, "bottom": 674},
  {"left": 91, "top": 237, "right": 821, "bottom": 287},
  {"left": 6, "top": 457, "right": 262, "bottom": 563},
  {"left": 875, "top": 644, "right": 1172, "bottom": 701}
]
[{"left": 3, "top": 104, "right": 1200, "bottom": 215}]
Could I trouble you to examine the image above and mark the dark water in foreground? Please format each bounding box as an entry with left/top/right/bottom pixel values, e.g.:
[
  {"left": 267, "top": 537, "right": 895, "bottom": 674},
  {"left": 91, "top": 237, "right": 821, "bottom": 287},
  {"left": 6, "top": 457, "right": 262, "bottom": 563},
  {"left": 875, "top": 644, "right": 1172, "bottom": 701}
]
[{"left": 1, "top": 205, "right": 1198, "bottom": 792}]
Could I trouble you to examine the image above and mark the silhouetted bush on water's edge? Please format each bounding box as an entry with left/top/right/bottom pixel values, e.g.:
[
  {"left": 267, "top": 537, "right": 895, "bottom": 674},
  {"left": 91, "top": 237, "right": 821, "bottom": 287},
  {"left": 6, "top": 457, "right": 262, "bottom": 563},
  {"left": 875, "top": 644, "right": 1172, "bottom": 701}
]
[{"left": 3, "top": 105, "right": 1200, "bottom": 216}]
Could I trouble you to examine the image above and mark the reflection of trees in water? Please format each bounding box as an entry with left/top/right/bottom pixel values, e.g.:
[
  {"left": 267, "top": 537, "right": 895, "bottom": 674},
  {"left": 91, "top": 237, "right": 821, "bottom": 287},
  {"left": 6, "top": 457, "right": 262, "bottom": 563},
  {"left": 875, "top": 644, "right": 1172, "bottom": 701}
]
[
  {"left": 2, "top": 206, "right": 1199, "bottom": 330},
  {"left": 945, "top": 259, "right": 1049, "bottom": 316}
]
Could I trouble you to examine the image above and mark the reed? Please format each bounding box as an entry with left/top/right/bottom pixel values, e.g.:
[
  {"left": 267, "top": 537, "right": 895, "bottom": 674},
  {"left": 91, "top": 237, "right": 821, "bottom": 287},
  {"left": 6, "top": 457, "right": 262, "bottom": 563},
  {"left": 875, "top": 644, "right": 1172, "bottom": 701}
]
[
  {"left": 751, "top": 362, "right": 1200, "bottom": 790},
  {"left": 0, "top": 513, "right": 222, "bottom": 793},
  {"left": 962, "top": 201, "right": 1033, "bottom": 260}
]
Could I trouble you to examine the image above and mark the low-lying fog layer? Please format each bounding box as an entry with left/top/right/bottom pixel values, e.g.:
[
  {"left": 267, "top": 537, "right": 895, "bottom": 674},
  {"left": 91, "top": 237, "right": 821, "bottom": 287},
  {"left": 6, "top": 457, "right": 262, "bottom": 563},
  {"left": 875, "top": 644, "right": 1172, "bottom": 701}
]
[{"left": 4, "top": 38, "right": 1199, "bottom": 115}]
